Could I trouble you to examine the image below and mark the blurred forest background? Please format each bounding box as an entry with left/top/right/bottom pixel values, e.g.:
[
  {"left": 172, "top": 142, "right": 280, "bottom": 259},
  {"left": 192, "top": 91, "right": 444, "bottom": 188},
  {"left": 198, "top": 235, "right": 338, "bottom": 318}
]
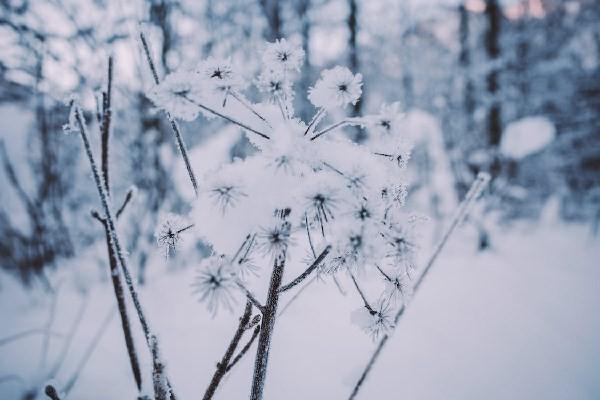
[{"left": 0, "top": 0, "right": 598, "bottom": 284}]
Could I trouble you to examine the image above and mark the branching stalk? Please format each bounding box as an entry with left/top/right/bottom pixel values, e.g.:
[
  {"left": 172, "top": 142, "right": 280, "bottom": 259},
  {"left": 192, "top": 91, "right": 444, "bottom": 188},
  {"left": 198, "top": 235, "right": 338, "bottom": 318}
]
[
  {"left": 348, "top": 172, "right": 491, "bottom": 399},
  {"left": 203, "top": 300, "right": 253, "bottom": 400},
  {"left": 74, "top": 106, "right": 175, "bottom": 398}
]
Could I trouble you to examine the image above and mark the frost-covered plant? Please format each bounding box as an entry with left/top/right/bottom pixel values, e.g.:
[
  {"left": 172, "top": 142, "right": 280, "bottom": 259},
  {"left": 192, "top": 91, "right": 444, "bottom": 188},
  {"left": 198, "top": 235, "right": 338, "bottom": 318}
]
[{"left": 143, "top": 34, "right": 421, "bottom": 400}]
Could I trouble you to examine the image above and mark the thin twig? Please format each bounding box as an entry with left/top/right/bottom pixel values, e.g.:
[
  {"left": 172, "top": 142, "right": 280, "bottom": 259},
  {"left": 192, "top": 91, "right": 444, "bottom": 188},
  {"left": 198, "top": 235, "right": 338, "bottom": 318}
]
[
  {"left": 74, "top": 105, "right": 173, "bottom": 397},
  {"left": 277, "top": 274, "right": 318, "bottom": 317},
  {"left": 181, "top": 94, "right": 271, "bottom": 140},
  {"left": 202, "top": 300, "right": 253, "bottom": 400},
  {"left": 140, "top": 32, "right": 199, "bottom": 197},
  {"left": 304, "top": 108, "right": 325, "bottom": 136},
  {"left": 279, "top": 246, "right": 331, "bottom": 293},
  {"left": 310, "top": 119, "right": 357, "bottom": 141},
  {"left": 348, "top": 172, "right": 491, "bottom": 399},
  {"left": 115, "top": 187, "right": 135, "bottom": 219},
  {"left": 225, "top": 324, "right": 260, "bottom": 373},
  {"left": 236, "top": 281, "right": 265, "bottom": 312},
  {"left": 230, "top": 91, "right": 272, "bottom": 128},
  {"left": 349, "top": 270, "right": 375, "bottom": 314},
  {"left": 100, "top": 56, "right": 113, "bottom": 195}
]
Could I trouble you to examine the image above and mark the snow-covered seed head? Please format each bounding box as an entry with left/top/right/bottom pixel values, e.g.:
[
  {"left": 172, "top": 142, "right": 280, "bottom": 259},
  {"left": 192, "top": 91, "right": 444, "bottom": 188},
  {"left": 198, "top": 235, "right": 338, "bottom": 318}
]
[
  {"left": 155, "top": 213, "right": 192, "bottom": 258},
  {"left": 256, "top": 68, "right": 293, "bottom": 100},
  {"left": 192, "top": 255, "right": 238, "bottom": 316},
  {"left": 304, "top": 188, "right": 338, "bottom": 233},
  {"left": 368, "top": 102, "right": 404, "bottom": 136},
  {"left": 351, "top": 299, "right": 395, "bottom": 340},
  {"left": 209, "top": 183, "right": 247, "bottom": 214},
  {"left": 257, "top": 220, "right": 292, "bottom": 259},
  {"left": 197, "top": 57, "right": 243, "bottom": 93},
  {"left": 308, "top": 66, "right": 363, "bottom": 109},
  {"left": 147, "top": 71, "right": 202, "bottom": 121},
  {"left": 382, "top": 184, "right": 408, "bottom": 210},
  {"left": 262, "top": 38, "right": 305, "bottom": 72}
]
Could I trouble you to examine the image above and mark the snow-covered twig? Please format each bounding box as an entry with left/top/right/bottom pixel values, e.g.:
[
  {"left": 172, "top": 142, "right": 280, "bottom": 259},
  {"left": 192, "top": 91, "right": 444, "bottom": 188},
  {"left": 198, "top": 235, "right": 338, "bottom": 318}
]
[
  {"left": 310, "top": 118, "right": 361, "bottom": 141},
  {"left": 279, "top": 245, "right": 330, "bottom": 292},
  {"left": 180, "top": 94, "right": 271, "bottom": 140},
  {"left": 74, "top": 105, "right": 174, "bottom": 398},
  {"left": 236, "top": 281, "right": 265, "bottom": 312},
  {"left": 203, "top": 300, "right": 254, "bottom": 400},
  {"left": 225, "top": 324, "right": 260, "bottom": 373},
  {"left": 349, "top": 270, "right": 375, "bottom": 314},
  {"left": 140, "top": 32, "right": 199, "bottom": 197},
  {"left": 250, "top": 255, "right": 286, "bottom": 400},
  {"left": 348, "top": 172, "right": 491, "bottom": 399},
  {"left": 100, "top": 56, "right": 113, "bottom": 194}
]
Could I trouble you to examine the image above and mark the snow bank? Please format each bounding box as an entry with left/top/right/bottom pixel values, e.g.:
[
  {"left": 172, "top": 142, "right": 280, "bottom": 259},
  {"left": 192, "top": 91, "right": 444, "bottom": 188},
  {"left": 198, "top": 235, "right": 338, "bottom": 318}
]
[{"left": 501, "top": 116, "right": 556, "bottom": 159}]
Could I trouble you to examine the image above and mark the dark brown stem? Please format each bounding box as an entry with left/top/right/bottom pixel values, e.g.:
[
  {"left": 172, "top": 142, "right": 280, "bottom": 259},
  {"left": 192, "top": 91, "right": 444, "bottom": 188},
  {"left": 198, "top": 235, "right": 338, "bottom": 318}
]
[
  {"left": 349, "top": 270, "right": 375, "bottom": 314},
  {"left": 100, "top": 56, "right": 113, "bottom": 195},
  {"left": 250, "top": 255, "right": 286, "bottom": 400},
  {"left": 203, "top": 300, "right": 253, "bottom": 400},
  {"left": 75, "top": 106, "right": 175, "bottom": 398},
  {"left": 226, "top": 324, "right": 260, "bottom": 373},
  {"left": 115, "top": 188, "right": 134, "bottom": 219}
]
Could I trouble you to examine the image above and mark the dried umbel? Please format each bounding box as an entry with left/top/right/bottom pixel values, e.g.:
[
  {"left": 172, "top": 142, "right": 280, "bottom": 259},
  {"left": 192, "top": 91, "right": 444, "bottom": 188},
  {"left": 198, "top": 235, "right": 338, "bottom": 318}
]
[{"left": 148, "top": 37, "right": 421, "bottom": 339}]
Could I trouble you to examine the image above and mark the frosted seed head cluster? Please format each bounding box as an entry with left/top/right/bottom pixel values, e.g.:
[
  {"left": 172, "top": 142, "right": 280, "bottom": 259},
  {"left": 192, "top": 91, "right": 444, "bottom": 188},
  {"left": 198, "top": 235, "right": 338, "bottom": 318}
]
[
  {"left": 308, "top": 66, "right": 363, "bottom": 109},
  {"left": 149, "top": 39, "right": 423, "bottom": 336}
]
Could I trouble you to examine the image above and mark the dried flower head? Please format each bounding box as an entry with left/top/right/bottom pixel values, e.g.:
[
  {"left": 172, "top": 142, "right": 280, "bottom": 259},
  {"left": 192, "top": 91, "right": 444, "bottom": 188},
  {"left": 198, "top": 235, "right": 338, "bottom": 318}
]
[
  {"left": 155, "top": 213, "right": 193, "bottom": 258},
  {"left": 308, "top": 66, "right": 363, "bottom": 109},
  {"left": 262, "top": 38, "right": 305, "bottom": 72},
  {"left": 208, "top": 181, "right": 248, "bottom": 214},
  {"left": 351, "top": 299, "right": 395, "bottom": 340},
  {"left": 148, "top": 71, "right": 202, "bottom": 121},
  {"left": 257, "top": 220, "right": 293, "bottom": 259},
  {"left": 197, "top": 57, "right": 244, "bottom": 93},
  {"left": 256, "top": 68, "right": 293, "bottom": 100},
  {"left": 192, "top": 255, "right": 239, "bottom": 316},
  {"left": 367, "top": 102, "right": 404, "bottom": 136}
]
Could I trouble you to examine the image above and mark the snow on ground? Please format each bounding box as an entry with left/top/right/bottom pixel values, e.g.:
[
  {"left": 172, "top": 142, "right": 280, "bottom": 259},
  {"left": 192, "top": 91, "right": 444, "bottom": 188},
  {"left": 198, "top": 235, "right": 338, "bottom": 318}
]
[
  {"left": 1, "top": 221, "right": 599, "bottom": 399},
  {"left": 500, "top": 116, "right": 556, "bottom": 159}
]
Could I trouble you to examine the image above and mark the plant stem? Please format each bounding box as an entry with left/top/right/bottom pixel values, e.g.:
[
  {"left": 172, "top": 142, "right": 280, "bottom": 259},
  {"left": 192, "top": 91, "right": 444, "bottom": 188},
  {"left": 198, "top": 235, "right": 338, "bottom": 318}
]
[
  {"left": 348, "top": 172, "right": 490, "bottom": 399},
  {"left": 349, "top": 270, "right": 375, "bottom": 314},
  {"left": 203, "top": 300, "right": 253, "bottom": 400},
  {"left": 181, "top": 94, "right": 271, "bottom": 140},
  {"left": 74, "top": 106, "right": 175, "bottom": 398},
  {"left": 139, "top": 32, "right": 199, "bottom": 197},
  {"left": 225, "top": 325, "right": 260, "bottom": 373},
  {"left": 250, "top": 255, "right": 286, "bottom": 400},
  {"left": 100, "top": 56, "right": 113, "bottom": 195},
  {"left": 279, "top": 246, "right": 330, "bottom": 293}
]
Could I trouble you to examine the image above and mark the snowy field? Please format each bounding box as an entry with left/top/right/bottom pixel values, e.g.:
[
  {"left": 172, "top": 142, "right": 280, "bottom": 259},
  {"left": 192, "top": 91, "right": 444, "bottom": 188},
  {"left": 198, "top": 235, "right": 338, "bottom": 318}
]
[{"left": 1, "top": 219, "right": 598, "bottom": 400}]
